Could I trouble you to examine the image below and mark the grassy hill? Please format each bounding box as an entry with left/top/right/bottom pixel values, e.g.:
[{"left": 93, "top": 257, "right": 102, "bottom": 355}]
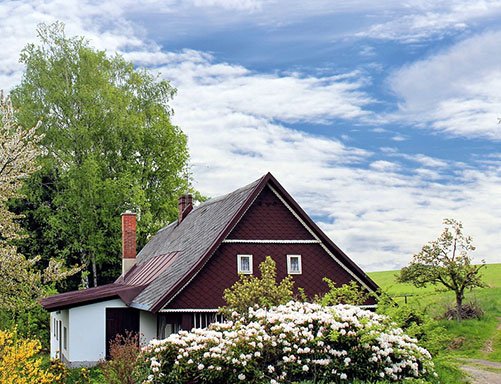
[{"left": 368, "top": 263, "right": 501, "bottom": 362}]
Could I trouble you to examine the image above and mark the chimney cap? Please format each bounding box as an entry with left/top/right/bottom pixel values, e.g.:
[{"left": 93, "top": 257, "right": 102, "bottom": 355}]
[{"left": 121, "top": 210, "right": 136, "bottom": 216}]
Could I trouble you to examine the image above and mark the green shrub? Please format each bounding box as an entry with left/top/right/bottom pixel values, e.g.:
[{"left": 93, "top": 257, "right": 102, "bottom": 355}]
[
  {"left": 319, "top": 279, "right": 371, "bottom": 306},
  {"left": 221, "top": 256, "right": 294, "bottom": 317},
  {"left": 376, "top": 293, "right": 449, "bottom": 356}
]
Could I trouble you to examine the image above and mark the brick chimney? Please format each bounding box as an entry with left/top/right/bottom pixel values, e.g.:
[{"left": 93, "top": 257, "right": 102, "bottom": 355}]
[
  {"left": 178, "top": 194, "right": 193, "bottom": 223},
  {"left": 121, "top": 211, "right": 136, "bottom": 275}
]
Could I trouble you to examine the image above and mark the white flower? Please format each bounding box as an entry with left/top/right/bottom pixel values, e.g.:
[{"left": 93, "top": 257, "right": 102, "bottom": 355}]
[
  {"left": 238, "top": 373, "right": 246, "bottom": 380},
  {"left": 302, "top": 365, "right": 309, "bottom": 372},
  {"left": 197, "top": 363, "right": 204, "bottom": 370},
  {"left": 340, "top": 373, "right": 347, "bottom": 380}
]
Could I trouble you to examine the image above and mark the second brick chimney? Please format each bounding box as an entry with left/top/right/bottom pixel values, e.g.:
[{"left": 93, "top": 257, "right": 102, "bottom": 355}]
[
  {"left": 121, "top": 211, "right": 137, "bottom": 275},
  {"left": 178, "top": 194, "right": 193, "bottom": 223}
]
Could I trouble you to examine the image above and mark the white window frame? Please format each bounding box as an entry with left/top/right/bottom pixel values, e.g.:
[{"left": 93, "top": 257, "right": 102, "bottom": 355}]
[
  {"left": 237, "top": 254, "right": 253, "bottom": 274},
  {"left": 287, "top": 254, "right": 302, "bottom": 274},
  {"left": 63, "top": 326, "right": 67, "bottom": 350}
]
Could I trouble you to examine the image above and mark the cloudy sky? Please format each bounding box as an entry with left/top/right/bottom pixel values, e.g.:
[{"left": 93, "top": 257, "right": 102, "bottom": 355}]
[{"left": 1, "top": 0, "right": 500, "bottom": 271}]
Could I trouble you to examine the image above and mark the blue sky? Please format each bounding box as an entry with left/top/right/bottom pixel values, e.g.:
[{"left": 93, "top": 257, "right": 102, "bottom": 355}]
[{"left": 1, "top": 0, "right": 500, "bottom": 271}]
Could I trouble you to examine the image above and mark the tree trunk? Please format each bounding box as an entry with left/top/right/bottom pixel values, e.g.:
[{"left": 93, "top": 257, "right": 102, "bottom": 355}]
[
  {"left": 80, "top": 249, "right": 89, "bottom": 289},
  {"left": 92, "top": 255, "right": 98, "bottom": 287},
  {"left": 455, "top": 290, "right": 464, "bottom": 321}
]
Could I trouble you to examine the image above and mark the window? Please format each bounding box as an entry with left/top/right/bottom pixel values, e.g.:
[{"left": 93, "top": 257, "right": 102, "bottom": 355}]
[
  {"left": 157, "top": 314, "right": 181, "bottom": 339},
  {"left": 63, "top": 327, "right": 67, "bottom": 350},
  {"left": 287, "top": 255, "right": 302, "bottom": 274},
  {"left": 192, "top": 313, "right": 224, "bottom": 329},
  {"left": 53, "top": 318, "right": 56, "bottom": 337},
  {"left": 237, "top": 254, "right": 253, "bottom": 274}
]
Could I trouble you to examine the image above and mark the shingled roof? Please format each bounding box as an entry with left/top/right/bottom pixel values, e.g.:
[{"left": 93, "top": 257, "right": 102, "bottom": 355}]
[
  {"left": 40, "top": 283, "right": 145, "bottom": 311},
  {"left": 41, "top": 172, "right": 379, "bottom": 312},
  {"left": 127, "top": 174, "right": 266, "bottom": 312}
]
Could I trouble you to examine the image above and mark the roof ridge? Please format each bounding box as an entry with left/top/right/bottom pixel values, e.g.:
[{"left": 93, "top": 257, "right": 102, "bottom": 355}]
[
  {"left": 192, "top": 175, "right": 265, "bottom": 210},
  {"left": 147, "top": 173, "right": 271, "bottom": 312},
  {"left": 153, "top": 174, "right": 266, "bottom": 234}
]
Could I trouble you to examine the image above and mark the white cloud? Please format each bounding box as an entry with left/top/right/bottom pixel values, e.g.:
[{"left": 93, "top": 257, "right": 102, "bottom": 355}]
[
  {"left": 389, "top": 30, "right": 501, "bottom": 140},
  {"left": 0, "top": 0, "right": 144, "bottom": 90},
  {"left": 1, "top": 0, "right": 500, "bottom": 273},
  {"left": 139, "top": 50, "right": 374, "bottom": 123},
  {"left": 191, "top": 0, "right": 263, "bottom": 11},
  {"left": 153, "top": 48, "right": 501, "bottom": 270},
  {"left": 358, "top": 0, "right": 501, "bottom": 42}
]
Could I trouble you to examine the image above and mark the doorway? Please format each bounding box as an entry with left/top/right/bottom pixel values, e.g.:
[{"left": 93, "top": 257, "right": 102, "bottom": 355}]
[{"left": 105, "top": 308, "right": 139, "bottom": 359}]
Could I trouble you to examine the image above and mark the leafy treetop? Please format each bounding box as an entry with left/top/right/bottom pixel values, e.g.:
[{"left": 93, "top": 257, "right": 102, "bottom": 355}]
[
  {"left": 221, "top": 256, "right": 294, "bottom": 317},
  {"left": 11, "top": 22, "right": 191, "bottom": 288}
]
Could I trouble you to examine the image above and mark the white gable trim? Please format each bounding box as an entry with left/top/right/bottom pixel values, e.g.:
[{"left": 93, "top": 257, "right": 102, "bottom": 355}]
[
  {"left": 267, "top": 185, "right": 374, "bottom": 293},
  {"left": 223, "top": 239, "right": 320, "bottom": 244},
  {"left": 159, "top": 308, "right": 219, "bottom": 313}
]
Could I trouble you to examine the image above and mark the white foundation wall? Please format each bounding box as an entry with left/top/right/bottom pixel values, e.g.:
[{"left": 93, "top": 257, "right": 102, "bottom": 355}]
[{"left": 67, "top": 299, "right": 127, "bottom": 366}]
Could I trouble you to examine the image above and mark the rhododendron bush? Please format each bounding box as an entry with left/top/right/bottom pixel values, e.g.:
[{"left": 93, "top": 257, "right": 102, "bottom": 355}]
[{"left": 139, "top": 302, "right": 435, "bottom": 384}]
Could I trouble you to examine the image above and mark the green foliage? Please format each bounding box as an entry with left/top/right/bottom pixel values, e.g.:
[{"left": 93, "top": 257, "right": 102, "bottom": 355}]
[
  {"left": 11, "top": 22, "right": 191, "bottom": 288},
  {"left": 398, "top": 219, "right": 486, "bottom": 319},
  {"left": 65, "top": 366, "right": 103, "bottom": 384},
  {"left": 320, "top": 279, "right": 371, "bottom": 306},
  {"left": 376, "top": 293, "right": 448, "bottom": 356},
  {"left": 370, "top": 264, "right": 501, "bottom": 382},
  {"left": 1, "top": 90, "right": 78, "bottom": 337},
  {"left": 221, "top": 256, "right": 294, "bottom": 317}
]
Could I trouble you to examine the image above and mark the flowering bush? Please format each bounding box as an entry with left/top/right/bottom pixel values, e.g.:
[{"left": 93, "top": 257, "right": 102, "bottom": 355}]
[
  {"left": 100, "top": 331, "right": 141, "bottom": 384},
  {"left": 139, "top": 302, "right": 436, "bottom": 384},
  {"left": 0, "top": 328, "right": 60, "bottom": 384}
]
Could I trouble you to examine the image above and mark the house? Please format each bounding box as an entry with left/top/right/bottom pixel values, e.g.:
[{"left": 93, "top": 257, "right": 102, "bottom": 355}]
[{"left": 41, "top": 172, "right": 379, "bottom": 367}]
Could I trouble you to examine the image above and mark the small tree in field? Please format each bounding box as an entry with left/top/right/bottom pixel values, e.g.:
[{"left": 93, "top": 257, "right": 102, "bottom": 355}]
[
  {"left": 221, "top": 256, "right": 294, "bottom": 317},
  {"left": 398, "top": 219, "right": 485, "bottom": 320}
]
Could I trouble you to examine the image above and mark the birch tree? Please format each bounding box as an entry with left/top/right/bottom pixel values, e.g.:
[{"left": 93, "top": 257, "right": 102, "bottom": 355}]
[{"left": 11, "top": 22, "right": 190, "bottom": 288}]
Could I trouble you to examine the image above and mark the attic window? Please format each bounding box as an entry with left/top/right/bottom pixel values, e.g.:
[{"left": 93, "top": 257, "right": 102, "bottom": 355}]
[
  {"left": 237, "top": 254, "right": 253, "bottom": 274},
  {"left": 287, "top": 255, "right": 302, "bottom": 274}
]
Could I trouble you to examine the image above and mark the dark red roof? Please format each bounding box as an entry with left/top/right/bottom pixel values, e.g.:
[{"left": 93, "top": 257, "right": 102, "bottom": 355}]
[
  {"left": 40, "top": 283, "right": 145, "bottom": 311},
  {"left": 122, "top": 251, "right": 179, "bottom": 286}
]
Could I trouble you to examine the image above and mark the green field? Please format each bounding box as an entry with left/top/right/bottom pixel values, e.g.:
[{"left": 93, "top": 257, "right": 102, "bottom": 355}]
[{"left": 369, "top": 263, "right": 501, "bottom": 362}]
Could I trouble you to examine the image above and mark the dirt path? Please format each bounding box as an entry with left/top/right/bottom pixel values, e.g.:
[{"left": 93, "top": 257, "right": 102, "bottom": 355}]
[
  {"left": 459, "top": 316, "right": 501, "bottom": 383},
  {"left": 460, "top": 359, "right": 501, "bottom": 384}
]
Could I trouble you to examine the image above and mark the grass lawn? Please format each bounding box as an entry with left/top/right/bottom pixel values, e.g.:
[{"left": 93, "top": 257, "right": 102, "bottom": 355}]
[{"left": 369, "top": 263, "right": 501, "bottom": 362}]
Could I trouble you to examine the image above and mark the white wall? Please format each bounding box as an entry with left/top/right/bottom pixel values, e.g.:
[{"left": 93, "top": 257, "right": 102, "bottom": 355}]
[
  {"left": 50, "top": 299, "right": 159, "bottom": 367},
  {"left": 68, "top": 299, "right": 126, "bottom": 365},
  {"left": 140, "top": 311, "right": 157, "bottom": 346},
  {"left": 50, "top": 310, "right": 69, "bottom": 360}
]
